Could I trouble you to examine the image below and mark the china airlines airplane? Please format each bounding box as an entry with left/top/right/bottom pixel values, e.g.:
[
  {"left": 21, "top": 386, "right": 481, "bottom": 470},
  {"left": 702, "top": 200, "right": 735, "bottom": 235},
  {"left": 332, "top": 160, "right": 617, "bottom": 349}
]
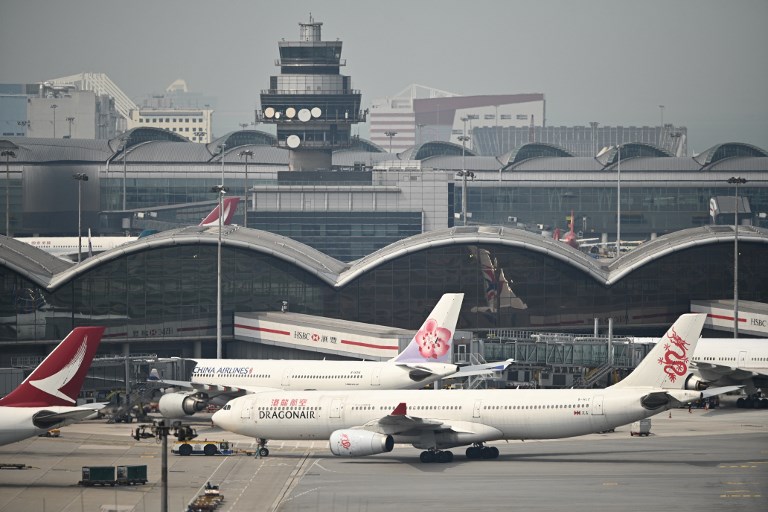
[
  {"left": 158, "top": 294, "right": 498, "bottom": 418},
  {"left": 15, "top": 197, "right": 240, "bottom": 261},
  {"left": 213, "top": 314, "right": 733, "bottom": 462},
  {"left": 0, "top": 326, "right": 106, "bottom": 445}
]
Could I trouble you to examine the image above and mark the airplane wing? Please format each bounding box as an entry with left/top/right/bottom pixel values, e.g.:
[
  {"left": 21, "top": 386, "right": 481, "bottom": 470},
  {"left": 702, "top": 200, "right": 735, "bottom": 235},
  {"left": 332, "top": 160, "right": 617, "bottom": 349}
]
[
  {"left": 151, "top": 379, "right": 277, "bottom": 399},
  {"left": 692, "top": 361, "right": 765, "bottom": 382},
  {"left": 394, "top": 363, "right": 456, "bottom": 379},
  {"left": 32, "top": 403, "right": 107, "bottom": 429},
  {"left": 359, "top": 403, "right": 502, "bottom": 439},
  {"left": 448, "top": 358, "right": 514, "bottom": 379}
]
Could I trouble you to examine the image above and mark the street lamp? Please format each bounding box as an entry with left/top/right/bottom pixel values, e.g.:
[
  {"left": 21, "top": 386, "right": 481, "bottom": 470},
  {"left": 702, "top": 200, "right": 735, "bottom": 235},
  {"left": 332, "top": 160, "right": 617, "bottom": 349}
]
[
  {"left": 211, "top": 184, "right": 228, "bottom": 359},
  {"left": 50, "top": 104, "right": 58, "bottom": 138},
  {"left": 239, "top": 150, "right": 253, "bottom": 228},
  {"left": 456, "top": 170, "right": 475, "bottom": 226},
  {"left": 384, "top": 131, "right": 397, "bottom": 153},
  {"left": 2, "top": 145, "right": 18, "bottom": 236},
  {"left": 728, "top": 176, "right": 747, "bottom": 338},
  {"left": 73, "top": 173, "right": 89, "bottom": 263},
  {"left": 66, "top": 116, "right": 75, "bottom": 138}
]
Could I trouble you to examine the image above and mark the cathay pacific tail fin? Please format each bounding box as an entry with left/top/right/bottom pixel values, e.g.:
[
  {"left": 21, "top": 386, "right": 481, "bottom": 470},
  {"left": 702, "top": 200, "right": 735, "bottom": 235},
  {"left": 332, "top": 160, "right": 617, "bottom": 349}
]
[
  {"left": 392, "top": 294, "right": 463, "bottom": 364},
  {"left": 200, "top": 197, "right": 240, "bottom": 227}
]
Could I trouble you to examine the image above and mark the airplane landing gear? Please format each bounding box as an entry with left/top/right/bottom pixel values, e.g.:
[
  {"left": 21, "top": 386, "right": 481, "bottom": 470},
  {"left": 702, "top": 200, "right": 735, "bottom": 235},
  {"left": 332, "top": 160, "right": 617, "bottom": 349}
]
[
  {"left": 256, "top": 438, "right": 269, "bottom": 458},
  {"left": 419, "top": 449, "right": 454, "bottom": 463},
  {"left": 465, "top": 443, "right": 499, "bottom": 460}
]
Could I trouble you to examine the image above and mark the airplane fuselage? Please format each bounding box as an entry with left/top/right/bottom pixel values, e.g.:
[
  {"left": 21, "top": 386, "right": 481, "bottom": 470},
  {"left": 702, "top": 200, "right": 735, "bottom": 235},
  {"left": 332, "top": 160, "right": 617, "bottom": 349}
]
[
  {"left": 215, "top": 387, "right": 698, "bottom": 448},
  {"left": 191, "top": 359, "right": 459, "bottom": 391},
  {"left": 0, "top": 406, "right": 86, "bottom": 445}
]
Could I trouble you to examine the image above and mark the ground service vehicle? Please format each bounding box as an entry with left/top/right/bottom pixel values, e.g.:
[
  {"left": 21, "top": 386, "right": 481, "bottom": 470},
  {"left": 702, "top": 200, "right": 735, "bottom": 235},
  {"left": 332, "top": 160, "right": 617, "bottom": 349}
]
[
  {"left": 79, "top": 466, "right": 116, "bottom": 486},
  {"left": 172, "top": 440, "right": 233, "bottom": 456},
  {"left": 117, "top": 465, "right": 148, "bottom": 485},
  {"left": 630, "top": 418, "right": 652, "bottom": 436}
]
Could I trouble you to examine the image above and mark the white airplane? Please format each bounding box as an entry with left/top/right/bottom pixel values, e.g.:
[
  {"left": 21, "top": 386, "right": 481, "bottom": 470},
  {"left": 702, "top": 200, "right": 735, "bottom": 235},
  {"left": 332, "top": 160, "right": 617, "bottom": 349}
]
[
  {"left": 0, "top": 326, "right": 106, "bottom": 445},
  {"left": 212, "top": 313, "right": 733, "bottom": 462},
  {"left": 686, "top": 338, "right": 768, "bottom": 408},
  {"left": 15, "top": 197, "right": 240, "bottom": 261},
  {"left": 157, "top": 294, "right": 505, "bottom": 418}
]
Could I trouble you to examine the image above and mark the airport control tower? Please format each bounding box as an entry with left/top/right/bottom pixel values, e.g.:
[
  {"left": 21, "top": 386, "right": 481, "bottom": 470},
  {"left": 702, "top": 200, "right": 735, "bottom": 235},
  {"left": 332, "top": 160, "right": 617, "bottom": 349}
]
[{"left": 258, "top": 17, "right": 364, "bottom": 171}]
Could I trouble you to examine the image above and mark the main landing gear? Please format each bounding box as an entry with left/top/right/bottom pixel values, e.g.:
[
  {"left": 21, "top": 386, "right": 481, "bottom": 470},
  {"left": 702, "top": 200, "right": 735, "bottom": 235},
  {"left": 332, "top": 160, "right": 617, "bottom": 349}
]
[
  {"left": 419, "top": 449, "right": 453, "bottom": 463},
  {"left": 465, "top": 443, "right": 499, "bottom": 460},
  {"left": 256, "top": 438, "right": 269, "bottom": 458}
]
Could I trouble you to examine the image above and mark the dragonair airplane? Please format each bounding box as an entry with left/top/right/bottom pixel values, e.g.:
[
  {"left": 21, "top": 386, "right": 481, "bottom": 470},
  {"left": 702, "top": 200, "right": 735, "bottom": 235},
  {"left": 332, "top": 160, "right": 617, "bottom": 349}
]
[
  {"left": 0, "top": 326, "right": 106, "bottom": 445},
  {"left": 15, "top": 197, "right": 240, "bottom": 261},
  {"left": 212, "top": 313, "right": 735, "bottom": 462},
  {"left": 157, "top": 294, "right": 508, "bottom": 419}
]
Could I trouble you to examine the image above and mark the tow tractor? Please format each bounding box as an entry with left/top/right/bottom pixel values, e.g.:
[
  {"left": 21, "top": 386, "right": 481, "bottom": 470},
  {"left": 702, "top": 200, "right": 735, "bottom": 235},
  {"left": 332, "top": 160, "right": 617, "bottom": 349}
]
[{"left": 172, "top": 439, "right": 233, "bottom": 456}]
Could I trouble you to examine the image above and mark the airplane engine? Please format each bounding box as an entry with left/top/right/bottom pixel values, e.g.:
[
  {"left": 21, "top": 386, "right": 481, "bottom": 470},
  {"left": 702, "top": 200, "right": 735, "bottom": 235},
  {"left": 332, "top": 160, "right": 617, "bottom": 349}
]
[
  {"left": 158, "top": 392, "right": 208, "bottom": 418},
  {"left": 329, "top": 430, "right": 394, "bottom": 457},
  {"left": 684, "top": 374, "right": 709, "bottom": 391}
]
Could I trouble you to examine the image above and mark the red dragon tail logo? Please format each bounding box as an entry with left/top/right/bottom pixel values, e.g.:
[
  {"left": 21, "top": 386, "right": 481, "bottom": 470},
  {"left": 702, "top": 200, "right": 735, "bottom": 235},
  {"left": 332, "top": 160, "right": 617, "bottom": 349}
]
[{"left": 656, "top": 326, "right": 690, "bottom": 382}]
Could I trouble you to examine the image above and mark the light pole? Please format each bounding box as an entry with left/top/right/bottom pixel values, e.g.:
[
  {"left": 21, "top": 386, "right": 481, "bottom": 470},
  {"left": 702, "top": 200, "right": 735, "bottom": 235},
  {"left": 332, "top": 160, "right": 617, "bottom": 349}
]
[
  {"left": 384, "top": 131, "right": 397, "bottom": 153},
  {"left": 658, "top": 105, "right": 665, "bottom": 146},
  {"left": 119, "top": 139, "right": 129, "bottom": 212},
  {"left": 728, "top": 176, "right": 747, "bottom": 338},
  {"left": 211, "top": 184, "right": 228, "bottom": 359},
  {"left": 218, "top": 144, "right": 226, "bottom": 184},
  {"left": 66, "top": 116, "right": 75, "bottom": 138},
  {"left": 2, "top": 145, "right": 18, "bottom": 236},
  {"left": 456, "top": 170, "right": 475, "bottom": 226},
  {"left": 616, "top": 144, "right": 622, "bottom": 257},
  {"left": 50, "top": 104, "right": 58, "bottom": 138},
  {"left": 73, "top": 173, "right": 89, "bottom": 263},
  {"left": 239, "top": 150, "right": 253, "bottom": 228}
]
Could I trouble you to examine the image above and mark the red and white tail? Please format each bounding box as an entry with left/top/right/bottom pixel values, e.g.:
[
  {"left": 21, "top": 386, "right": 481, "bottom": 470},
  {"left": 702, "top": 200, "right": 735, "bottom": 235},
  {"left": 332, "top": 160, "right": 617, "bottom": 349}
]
[
  {"left": 0, "top": 326, "right": 105, "bottom": 407},
  {"left": 199, "top": 197, "right": 240, "bottom": 227}
]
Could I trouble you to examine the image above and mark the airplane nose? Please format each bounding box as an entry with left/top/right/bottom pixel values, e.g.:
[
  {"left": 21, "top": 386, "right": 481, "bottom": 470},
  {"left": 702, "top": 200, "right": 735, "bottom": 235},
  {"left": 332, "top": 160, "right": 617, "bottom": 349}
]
[{"left": 211, "top": 408, "right": 229, "bottom": 429}]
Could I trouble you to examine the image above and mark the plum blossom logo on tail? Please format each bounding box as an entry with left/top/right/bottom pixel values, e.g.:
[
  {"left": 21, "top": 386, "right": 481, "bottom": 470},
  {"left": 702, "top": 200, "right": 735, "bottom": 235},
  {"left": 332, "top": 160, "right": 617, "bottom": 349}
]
[
  {"left": 657, "top": 327, "right": 689, "bottom": 382},
  {"left": 415, "top": 319, "right": 452, "bottom": 360},
  {"left": 30, "top": 337, "right": 88, "bottom": 403}
]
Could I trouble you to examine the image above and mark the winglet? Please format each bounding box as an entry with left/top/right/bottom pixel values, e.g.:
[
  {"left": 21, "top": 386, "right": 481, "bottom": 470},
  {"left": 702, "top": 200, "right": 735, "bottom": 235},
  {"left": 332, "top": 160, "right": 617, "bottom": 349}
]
[
  {"left": 611, "top": 313, "right": 705, "bottom": 389},
  {"left": 390, "top": 403, "right": 407, "bottom": 416},
  {"left": 392, "top": 294, "right": 464, "bottom": 364},
  {"left": 199, "top": 197, "right": 240, "bottom": 227},
  {"left": 0, "top": 326, "right": 105, "bottom": 407}
]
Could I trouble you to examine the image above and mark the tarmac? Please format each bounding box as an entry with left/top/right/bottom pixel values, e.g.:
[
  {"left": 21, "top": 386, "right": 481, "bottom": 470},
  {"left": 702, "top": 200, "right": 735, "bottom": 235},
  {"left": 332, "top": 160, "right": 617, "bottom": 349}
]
[{"left": 0, "top": 397, "right": 765, "bottom": 512}]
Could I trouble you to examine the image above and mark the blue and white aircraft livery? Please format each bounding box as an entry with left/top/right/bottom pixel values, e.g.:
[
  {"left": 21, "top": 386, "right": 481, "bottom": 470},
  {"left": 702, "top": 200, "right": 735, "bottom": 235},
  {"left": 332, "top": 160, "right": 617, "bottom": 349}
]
[
  {"left": 158, "top": 294, "right": 503, "bottom": 418},
  {"left": 212, "top": 314, "right": 736, "bottom": 463}
]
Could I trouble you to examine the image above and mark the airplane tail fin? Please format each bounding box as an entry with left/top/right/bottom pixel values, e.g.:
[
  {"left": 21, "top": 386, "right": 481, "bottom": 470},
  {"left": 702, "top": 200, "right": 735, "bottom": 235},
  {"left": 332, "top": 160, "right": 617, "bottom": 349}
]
[
  {"left": 610, "top": 313, "right": 705, "bottom": 389},
  {"left": 199, "top": 197, "right": 240, "bottom": 227},
  {"left": 392, "top": 294, "right": 463, "bottom": 364},
  {"left": 0, "top": 326, "right": 105, "bottom": 407}
]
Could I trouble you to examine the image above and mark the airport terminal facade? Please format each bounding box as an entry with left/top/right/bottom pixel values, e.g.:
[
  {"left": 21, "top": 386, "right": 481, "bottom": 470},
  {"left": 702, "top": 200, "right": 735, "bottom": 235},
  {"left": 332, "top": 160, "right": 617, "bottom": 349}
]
[{"left": 1, "top": 121, "right": 768, "bottom": 366}]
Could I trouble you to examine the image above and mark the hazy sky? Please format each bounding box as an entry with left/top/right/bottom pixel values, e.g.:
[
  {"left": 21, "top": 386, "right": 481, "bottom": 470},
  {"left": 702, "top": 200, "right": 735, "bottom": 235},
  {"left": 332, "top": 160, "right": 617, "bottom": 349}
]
[{"left": 2, "top": 0, "right": 767, "bottom": 152}]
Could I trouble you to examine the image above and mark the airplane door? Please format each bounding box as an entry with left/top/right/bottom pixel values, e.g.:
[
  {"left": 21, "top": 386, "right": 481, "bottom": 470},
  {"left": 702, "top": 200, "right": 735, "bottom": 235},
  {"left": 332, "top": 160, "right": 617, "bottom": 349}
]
[
  {"left": 330, "top": 398, "right": 343, "bottom": 419},
  {"left": 240, "top": 398, "right": 252, "bottom": 420},
  {"left": 371, "top": 368, "right": 382, "bottom": 387},
  {"left": 473, "top": 399, "right": 482, "bottom": 418},
  {"left": 592, "top": 395, "right": 604, "bottom": 416},
  {"left": 738, "top": 351, "right": 747, "bottom": 368},
  {"left": 282, "top": 369, "right": 292, "bottom": 388}
]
